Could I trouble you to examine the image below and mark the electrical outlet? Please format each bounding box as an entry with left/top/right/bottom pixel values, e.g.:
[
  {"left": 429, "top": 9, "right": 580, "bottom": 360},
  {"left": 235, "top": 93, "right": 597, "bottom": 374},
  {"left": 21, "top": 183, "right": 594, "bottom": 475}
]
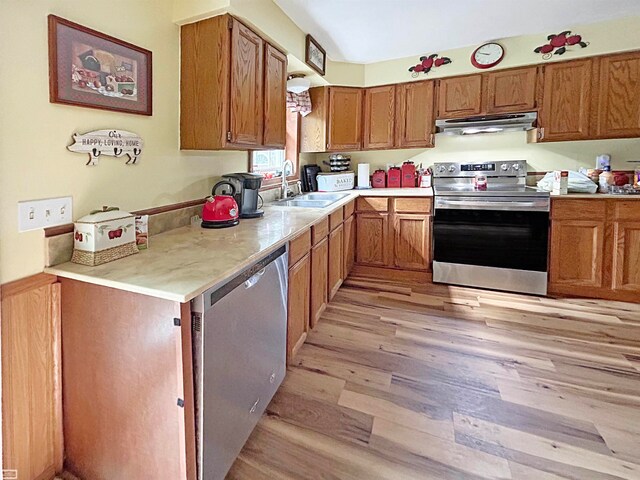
[{"left": 18, "top": 196, "right": 73, "bottom": 232}]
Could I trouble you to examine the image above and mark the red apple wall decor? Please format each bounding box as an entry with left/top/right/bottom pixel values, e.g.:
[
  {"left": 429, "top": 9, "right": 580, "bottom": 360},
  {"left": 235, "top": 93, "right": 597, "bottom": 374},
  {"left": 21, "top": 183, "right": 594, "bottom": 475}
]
[
  {"left": 534, "top": 31, "right": 588, "bottom": 59},
  {"left": 408, "top": 53, "right": 452, "bottom": 77}
]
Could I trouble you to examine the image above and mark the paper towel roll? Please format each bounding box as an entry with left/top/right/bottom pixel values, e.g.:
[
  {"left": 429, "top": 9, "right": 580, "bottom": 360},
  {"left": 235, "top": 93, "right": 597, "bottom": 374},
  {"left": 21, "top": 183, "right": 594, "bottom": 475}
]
[{"left": 357, "top": 163, "right": 370, "bottom": 189}]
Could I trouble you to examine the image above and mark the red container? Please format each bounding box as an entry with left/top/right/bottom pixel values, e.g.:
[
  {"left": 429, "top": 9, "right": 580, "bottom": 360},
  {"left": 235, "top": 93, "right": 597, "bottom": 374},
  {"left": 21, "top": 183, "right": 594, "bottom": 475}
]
[
  {"left": 372, "top": 169, "right": 386, "bottom": 188},
  {"left": 387, "top": 167, "right": 401, "bottom": 188},
  {"left": 401, "top": 161, "right": 416, "bottom": 188}
]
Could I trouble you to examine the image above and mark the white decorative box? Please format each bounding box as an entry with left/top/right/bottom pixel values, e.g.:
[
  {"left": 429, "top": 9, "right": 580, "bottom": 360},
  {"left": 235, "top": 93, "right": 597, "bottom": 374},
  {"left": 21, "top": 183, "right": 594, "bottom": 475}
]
[
  {"left": 316, "top": 171, "right": 355, "bottom": 192},
  {"left": 72, "top": 207, "right": 139, "bottom": 266}
]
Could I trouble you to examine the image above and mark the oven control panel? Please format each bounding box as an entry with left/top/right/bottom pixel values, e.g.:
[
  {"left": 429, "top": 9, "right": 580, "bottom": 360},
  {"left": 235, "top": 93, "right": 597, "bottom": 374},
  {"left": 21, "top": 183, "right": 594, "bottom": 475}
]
[{"left": 433, "top": 160, "right": 527, "bottom": 178}]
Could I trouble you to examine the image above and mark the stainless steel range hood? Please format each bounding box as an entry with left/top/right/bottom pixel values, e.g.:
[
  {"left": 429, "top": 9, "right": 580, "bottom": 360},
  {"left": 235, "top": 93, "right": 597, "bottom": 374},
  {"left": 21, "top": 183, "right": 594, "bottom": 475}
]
[{"left": 436, "top": 112, "right": 537, "bottom": 135}]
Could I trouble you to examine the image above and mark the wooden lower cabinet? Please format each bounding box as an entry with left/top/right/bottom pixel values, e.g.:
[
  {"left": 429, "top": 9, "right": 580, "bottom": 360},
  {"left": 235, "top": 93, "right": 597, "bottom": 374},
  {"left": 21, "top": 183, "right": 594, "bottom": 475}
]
[
  {"left": 549, "top": 220, "right": 605, "bottom": 290},
  {"left": 549, "top": 198, "right": 640, "bottom": 302},
  {"left": 310, "top": 237, "right": 328, "bottom": 329},
  {"left": 287, "top": 253, "right": 310, "bottom": 362},
  {"left": 393, "top": 214, "right": 432, "bottom": 270},
  {"left": 611, "top": 221, "right": 640, "bottom": 294},
  {"left": 328, "top": 224, "right": 344, "bottom": 301},
  {"left": 343, "top": 214, "right": 356, "bottom": 277},
  {"left": 355, "top": 197, "right": 432, "bottom": 273},
  {"left": 59, "top": 279, "right": 196, "bottom": 480},
  {"left": 356, "top": 212, "right": 390, "bottom": 266}
]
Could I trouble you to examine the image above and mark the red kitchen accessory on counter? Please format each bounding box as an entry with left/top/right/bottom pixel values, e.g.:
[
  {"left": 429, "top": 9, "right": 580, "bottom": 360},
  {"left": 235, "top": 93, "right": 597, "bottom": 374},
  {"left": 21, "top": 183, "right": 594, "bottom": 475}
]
[
  {"left": 372, "top": 169, "right": 386, "bottom": 188},
  {"left": 201, "top": 181, "right": 240, "bottom": 228},
  {"left": 613, "top": 171, "right": 630, "bottom": 186},
  {"left": 387, "top": 167, "right": 401, "bottom": 188},
  {"left": 401, "top": 161, "right": 416, "bottom": 187}
]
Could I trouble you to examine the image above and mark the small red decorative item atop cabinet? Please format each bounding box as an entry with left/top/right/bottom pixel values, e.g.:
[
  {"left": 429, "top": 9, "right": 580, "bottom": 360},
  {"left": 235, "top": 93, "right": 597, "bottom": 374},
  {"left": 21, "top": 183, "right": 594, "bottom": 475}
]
[
  {"left": 387, "top": 167, "right": 401, "bottom": 188},
  {"left": 401, "top": 161, "right": 416, "bottom": 187}
]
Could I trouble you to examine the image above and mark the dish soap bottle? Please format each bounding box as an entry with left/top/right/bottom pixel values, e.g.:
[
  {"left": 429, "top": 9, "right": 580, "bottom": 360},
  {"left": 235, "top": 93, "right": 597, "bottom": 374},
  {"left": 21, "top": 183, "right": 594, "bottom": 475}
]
[{"left": 599, "top": 166, "right": 614, "bottom": 193}]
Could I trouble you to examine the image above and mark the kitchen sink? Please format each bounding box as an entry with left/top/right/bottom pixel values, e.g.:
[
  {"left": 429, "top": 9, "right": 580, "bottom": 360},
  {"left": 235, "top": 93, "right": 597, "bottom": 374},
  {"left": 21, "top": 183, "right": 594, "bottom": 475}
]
[{"left": 272, "top": 192, "right": 351, "bottom": 208}]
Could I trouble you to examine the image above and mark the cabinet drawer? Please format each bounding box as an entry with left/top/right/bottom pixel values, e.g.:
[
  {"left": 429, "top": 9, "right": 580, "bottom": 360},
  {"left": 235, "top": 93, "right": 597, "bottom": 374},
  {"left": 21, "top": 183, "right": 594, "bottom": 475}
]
[
  {"left": 311, "top": 217, "right": 329, "bottom": 245},
  {"left": 344, "top": 200, "right": 355, "bottom": 219},
  {"left": 610, "top": 200, "right": 640, "bottom": 221},
  {"left": 329, "top": 209, "right": 344, "bottom": 231},
  {"left": 289, "top": 229, "right": 311, "bottom": 265},
  {"left": 551, "top": 199, "right": 606, "bottom": 220},
  {"left": 356, "top": 197, "right": 389, "bottom": 212},
  {"left": 393, "top": 197, "right": 432, "bottom": 214}
]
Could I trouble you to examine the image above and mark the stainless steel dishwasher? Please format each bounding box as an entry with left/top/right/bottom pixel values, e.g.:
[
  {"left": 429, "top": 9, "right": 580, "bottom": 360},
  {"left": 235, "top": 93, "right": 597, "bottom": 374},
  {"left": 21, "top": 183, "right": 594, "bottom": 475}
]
[{"left": 191, "top": 245, "right": 288, "bottom": 480}]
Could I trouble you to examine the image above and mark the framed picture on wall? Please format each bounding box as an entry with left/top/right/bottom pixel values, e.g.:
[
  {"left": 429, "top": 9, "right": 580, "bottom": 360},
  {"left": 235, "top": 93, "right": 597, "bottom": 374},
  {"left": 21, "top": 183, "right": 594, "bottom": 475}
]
[
  {"left": 48, "top": 15, "right": 152, "bottom": 116},
  {"left": 305, "top": 34, "right": 326, "bottom": 76}
]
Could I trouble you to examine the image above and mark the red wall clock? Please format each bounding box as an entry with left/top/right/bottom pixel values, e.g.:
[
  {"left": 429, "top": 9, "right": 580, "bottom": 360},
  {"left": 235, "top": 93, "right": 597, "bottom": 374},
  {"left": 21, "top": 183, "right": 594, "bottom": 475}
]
[{"left": 471, "top": 42, "right": 505, "bottom": 69}]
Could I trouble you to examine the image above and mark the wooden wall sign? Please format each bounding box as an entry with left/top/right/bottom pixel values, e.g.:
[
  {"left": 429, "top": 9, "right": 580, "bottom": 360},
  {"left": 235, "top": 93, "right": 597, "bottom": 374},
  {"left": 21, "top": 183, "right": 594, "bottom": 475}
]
[{"left": 67, "top": 129, "right": 143, "bottom": 165}]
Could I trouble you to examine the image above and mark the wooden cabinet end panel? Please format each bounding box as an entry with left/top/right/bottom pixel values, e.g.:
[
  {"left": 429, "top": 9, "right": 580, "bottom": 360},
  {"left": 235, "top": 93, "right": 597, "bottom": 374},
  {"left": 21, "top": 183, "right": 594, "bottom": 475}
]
[
  {"left": 343, "top": 215, "right": 356, "bottom": 278},
  {"left": 328, "top": 224, "right": 344, "bottom": 300}
]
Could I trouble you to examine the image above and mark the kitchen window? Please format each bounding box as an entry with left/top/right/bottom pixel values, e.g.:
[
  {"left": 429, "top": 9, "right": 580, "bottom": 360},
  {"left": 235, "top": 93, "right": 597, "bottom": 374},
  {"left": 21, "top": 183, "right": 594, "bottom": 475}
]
[{"left": 250, "top": 110, "right": 299, "bottom": 187}]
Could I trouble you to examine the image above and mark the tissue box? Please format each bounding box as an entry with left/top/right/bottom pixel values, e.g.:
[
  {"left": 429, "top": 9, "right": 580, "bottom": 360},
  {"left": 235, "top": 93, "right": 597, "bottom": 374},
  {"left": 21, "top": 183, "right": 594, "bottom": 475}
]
[
  {"left": 552, "top": 171, "right": 569, "bottom": 195},
  {"left": 72, "top": 207, "right": 139, "bottom": 266}
]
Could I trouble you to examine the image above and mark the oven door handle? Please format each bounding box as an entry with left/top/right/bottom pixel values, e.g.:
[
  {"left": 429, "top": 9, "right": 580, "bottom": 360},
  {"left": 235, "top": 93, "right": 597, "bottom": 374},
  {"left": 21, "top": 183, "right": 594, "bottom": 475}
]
[{"left": 435, "top": 198, "right": 549, "bottom": 211}]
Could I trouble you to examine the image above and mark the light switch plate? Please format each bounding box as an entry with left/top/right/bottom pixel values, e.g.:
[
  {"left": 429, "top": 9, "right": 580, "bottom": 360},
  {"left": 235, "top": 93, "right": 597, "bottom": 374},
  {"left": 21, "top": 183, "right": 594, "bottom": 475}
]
[{"left": 18, "top": 196, "right": 73, "bottom": 232}]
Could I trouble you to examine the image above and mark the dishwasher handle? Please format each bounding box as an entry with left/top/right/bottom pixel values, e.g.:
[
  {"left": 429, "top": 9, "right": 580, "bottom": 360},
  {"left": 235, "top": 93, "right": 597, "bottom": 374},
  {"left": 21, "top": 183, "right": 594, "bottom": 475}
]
[{"left": 244, "top": 268, "right": 266, "bottom": 289}]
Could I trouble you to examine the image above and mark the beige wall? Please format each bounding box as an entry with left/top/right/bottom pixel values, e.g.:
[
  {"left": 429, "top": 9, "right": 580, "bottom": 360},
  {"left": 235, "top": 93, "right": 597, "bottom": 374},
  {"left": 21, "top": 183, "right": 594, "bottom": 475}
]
[
  {"left": 306, "top": 134, "right": 640, "bottom": 174},
  {"left": 0, "top": 0, "right": 249, "bottom": 283},
  {"left": 364, "top": 15, "right": 640, "bottom": 86}
]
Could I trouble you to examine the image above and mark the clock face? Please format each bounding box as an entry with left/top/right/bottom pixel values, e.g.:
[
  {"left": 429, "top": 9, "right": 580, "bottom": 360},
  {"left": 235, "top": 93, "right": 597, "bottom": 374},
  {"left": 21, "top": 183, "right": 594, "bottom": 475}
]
[{"left": 471, "top": 43, "right": 504, "bottom": 69}]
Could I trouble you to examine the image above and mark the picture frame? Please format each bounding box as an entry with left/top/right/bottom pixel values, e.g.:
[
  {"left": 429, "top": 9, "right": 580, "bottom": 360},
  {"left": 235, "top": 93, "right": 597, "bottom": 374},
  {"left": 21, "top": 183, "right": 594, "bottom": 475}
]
[
  {"left": 305, "top": 34, "right": 326, "bottom": 76},
  {"left": 48, "top": 15, "right": 152, "bottom": 116}
]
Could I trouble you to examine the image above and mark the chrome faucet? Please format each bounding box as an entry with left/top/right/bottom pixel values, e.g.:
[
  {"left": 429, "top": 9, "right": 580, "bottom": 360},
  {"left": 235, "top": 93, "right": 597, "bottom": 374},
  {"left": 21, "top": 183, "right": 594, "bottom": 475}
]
[{"left": 281, "top": 159, "right": 294, "bottom": 199}]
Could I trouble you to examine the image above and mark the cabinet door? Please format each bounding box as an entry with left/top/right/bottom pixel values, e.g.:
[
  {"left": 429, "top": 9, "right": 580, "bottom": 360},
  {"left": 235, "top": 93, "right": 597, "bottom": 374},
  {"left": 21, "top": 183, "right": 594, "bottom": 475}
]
[
  {"left": 343, "top": 215, "right": 356, "bottom": 278},
  {"left": 229, "top": 19, "right": 264, "bottom": 146},
  {"left": 595, "top": 52, "right": 640, "bottom": 139},
  {"left": 263, "top": 43, "right": 287, "bottom": 148},
  {"left": 328, "top": 224, "right": 344, "bottom": 301},
  {"left": 327, "top": 87, "right": 363, "bottom": 151},
  {"left": 310, "top": 238, "right": 328, "bottom": 329},
  {"left": 356, "top": 213, "right": 390, "bottom": 267},
  {"left": 437, "top": 75, "right": 483, "bottom": 118},
  {"left": 549, "top": 220, "right": 605, "bottom": 289},
  {"left": 539, "top": 59, "right": 593, "bottom": 141},
  {"left": 486, "top": 67, "right": 537, "bottom": 114},
  {"left": 287, "top": 254, "right": 310, "bottom": 363},
  {"left": 393, "top": 214, "right": 431, "bottom": 271},
  {"left": 363, "top": 85, "right": 396, "bottom": 149},
  {"left": 396, "top": 80, "right": 435, "bottom": 148},
  {"left": 611, "top": 222, "right": 640, "bottom": 294}
]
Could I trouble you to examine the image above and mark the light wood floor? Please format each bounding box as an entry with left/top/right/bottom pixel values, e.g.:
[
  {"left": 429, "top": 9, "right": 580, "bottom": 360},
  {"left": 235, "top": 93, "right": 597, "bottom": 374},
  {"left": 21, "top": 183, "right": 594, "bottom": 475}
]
[{"left": 228, "top": 274, "right": 640, "bottom": 480}]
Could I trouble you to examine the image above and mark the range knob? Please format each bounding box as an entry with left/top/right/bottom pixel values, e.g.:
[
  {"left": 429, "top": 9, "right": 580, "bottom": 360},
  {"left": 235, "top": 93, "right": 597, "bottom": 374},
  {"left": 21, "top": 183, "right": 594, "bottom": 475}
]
[
  {"left": 448, "top": 165, "right": 456, "bottom": 173},
  {"left": 512, "top": 163, "right": 520, "bottom": 171},
  {"left": 501, "top": 164, "right": 509, "bottom": 171},
  {"left": 436, "top": 165, "right": 446, "bottom": 173}
]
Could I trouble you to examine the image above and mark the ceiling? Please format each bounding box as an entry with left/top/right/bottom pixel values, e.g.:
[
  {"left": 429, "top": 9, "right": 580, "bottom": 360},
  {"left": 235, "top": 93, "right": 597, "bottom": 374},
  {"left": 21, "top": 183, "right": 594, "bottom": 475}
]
[{"left": 274, "top": 0, "right": 640, "bottom": 64}]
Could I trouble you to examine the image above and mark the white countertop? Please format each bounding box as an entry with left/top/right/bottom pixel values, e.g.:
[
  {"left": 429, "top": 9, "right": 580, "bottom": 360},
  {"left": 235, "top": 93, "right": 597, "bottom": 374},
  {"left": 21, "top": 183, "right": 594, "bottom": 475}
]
[{"left": 45, "top": 188, "right": 433, "bottom": 303}]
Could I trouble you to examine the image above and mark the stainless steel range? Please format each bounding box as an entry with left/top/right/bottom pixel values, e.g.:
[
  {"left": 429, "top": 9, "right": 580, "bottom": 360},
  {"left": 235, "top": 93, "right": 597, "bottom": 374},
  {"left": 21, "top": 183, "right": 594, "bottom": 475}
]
[{"left": 432, "top": 160, "right": 550, "bottom": 295}]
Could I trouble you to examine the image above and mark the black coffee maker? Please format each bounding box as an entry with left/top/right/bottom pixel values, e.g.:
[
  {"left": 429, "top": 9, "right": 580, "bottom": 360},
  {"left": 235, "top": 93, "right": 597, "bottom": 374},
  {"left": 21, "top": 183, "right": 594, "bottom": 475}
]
[{"left": 220, "top": 173, "right": 264, "bottom": 218}]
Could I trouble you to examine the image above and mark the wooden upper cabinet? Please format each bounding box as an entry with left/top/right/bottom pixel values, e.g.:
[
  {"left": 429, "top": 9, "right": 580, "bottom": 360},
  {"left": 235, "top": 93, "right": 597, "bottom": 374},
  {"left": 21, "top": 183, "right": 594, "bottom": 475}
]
[
  {"left": 229, "top": 18, "right": 264, "bottom": 146},
  {"left": 327, "top": 87, "right": 363, "bottom": 151},
  {"left": 363, "top": 85, "right": 396, "bottom": 149},
  {"left": 538, "top": 59, "right": 593, "bottom": 141},
  {"left": 301, "top": 86, "right": 363, "bottom": 152},
  {"left": 396, "top": 80, "right": 435, "bottom": 148},
  {"left": 263, "top": 43, "right": 287, "bottom": 148},
  {"left": 486, "top": 67, "right": 537, "bottom": 114},
  {"left": 180, "top": 15, "right": 285, "bottom": 150},
  {"left": 594, "top": 51, "right": 640, "bottom": 139},
  {"left": 437, "top": 74, "right": 483, "bottom": 118}
]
